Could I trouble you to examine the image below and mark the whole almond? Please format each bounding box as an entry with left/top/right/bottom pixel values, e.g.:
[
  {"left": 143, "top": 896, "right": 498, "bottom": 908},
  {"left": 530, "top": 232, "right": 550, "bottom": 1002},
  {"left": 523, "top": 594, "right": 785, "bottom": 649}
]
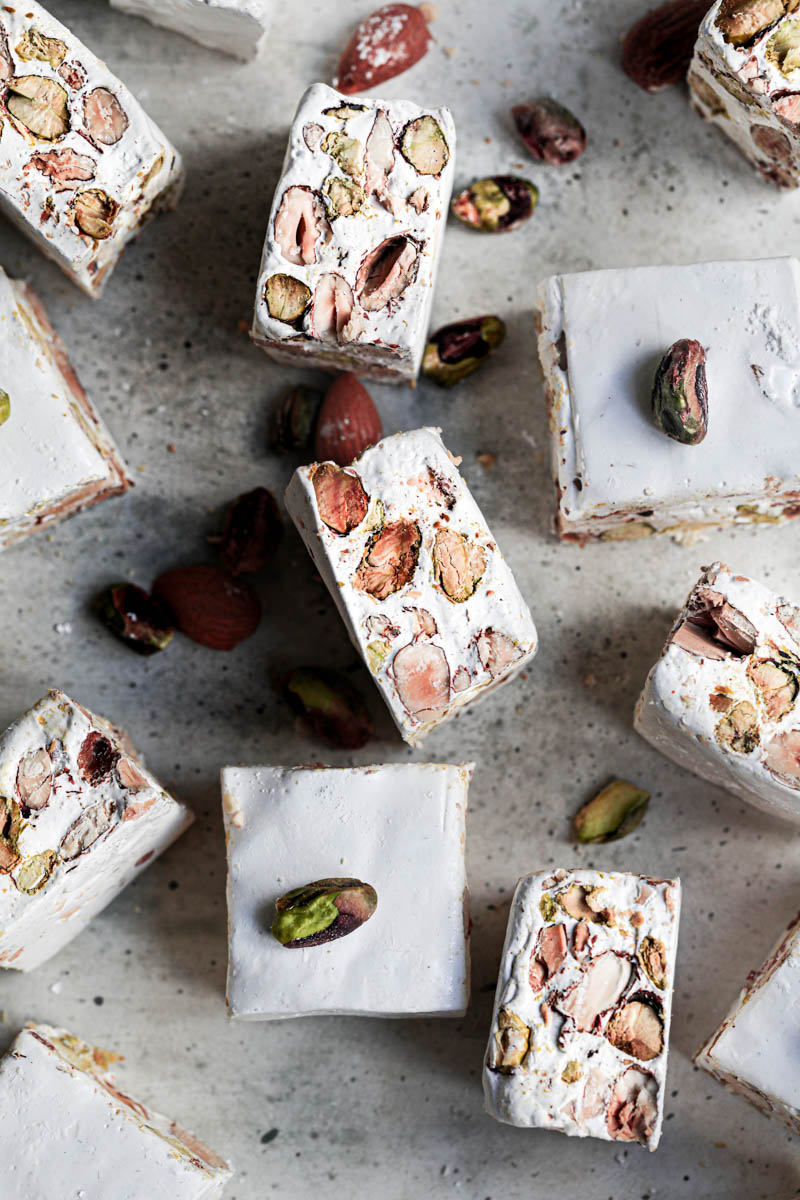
[
  {"left": 334, "top": 4, "right": 432, "bottom": 95},
  {"left": 153, "top": 566, "right": 261, "bottom": 651},
  {"left": 622, "top": 0, "right": 709, "bottom": 93},
  {"left": 314, "top": 373, "right": 383, "bottom": 466}
]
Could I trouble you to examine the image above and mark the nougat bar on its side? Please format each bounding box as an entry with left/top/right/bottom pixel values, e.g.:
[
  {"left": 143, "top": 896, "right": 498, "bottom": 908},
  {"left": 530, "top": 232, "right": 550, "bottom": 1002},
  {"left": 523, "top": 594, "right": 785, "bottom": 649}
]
[
  {"left": 222, "top": 762, "right": 472, "bottom": 1019},
  {"left": 252, "top": 82, "right": 455, "bottom": 383},
  {"left": 483, "top": 868, "right": 681, "bottom": 1150},
  {"left": 0, "top": 690, "right": 193, "bottom": 971},
  {"left": 284, "top": 427, "right": 538, "bottom": 745},
  {"left": 109, "top": 0, "right": 272, "bottom": 61},
  {"left": 536, "top": 256, "right": 800, "bottom": 543},
  {"left": 0, "top": 266, "right": 131, "bottom": 551},
  {"left": 0, "top": 1, "right": 182, "bottom": 296},
  {"left": 696, "top": 909, "right": 800, "bottom": 1132},
  {"left": 0, "top": 1022, "right": 233, "bottom": 1198},
  {"left": 690, "top": 1, "right": 800, "bottom": 188},
  {"left": 635, "top": 561, "right": 800, "bottom": 823}
]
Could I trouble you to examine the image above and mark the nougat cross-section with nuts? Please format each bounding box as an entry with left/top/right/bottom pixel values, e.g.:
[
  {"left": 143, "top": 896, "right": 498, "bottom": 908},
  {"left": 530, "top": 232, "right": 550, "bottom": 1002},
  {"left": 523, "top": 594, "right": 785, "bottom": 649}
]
[
  {"left": 695, "top": 908, "right": 800, "bottom": 1132},
  {"left": 251, "top": 82, "right": 455, "bottom": 383},
  {"left": 0, "top": 1022, "right": 233, "bottom": 1198},
  {"left": 284, "top": 427, "right": 539, "bottom": 745},
  {"left": 0, "top": 690, "right": 193, "bottom": 971},
  {"left": 109, "top": 0, "right": 273, "bottom": 61},
  {"left": 0, "top": 266, "right": 131, "bottom": 552},
  {"left": 483, "top": 868, "right": 681, "bottom": 1151},
  {"left": 0, "top": 1, "right": 182, "bottom": 296},
  {"left": 222, "top": 763, "right": 472, "bottom": 1019},
  {"left": 690, "top": 1, "right": 800, "bottom": 188},
  {"left": 536, "top": 257, "right": 800, "bottom": 542},
  {"left": 635, "top": 561, "right": 800, "bottom": 823}
]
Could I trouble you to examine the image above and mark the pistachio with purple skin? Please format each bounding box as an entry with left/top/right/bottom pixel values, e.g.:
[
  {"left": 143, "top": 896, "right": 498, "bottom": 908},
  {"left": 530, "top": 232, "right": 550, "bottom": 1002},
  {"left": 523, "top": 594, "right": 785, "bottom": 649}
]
[
  {"left": 97, "top": 583, "right": 174, "bottom": 655},
  {"left": 272, "top": 877, "right": 378, "bottom": 948},
  {"left": 270, "top": 385, "right": 323, "bottom": 453},
  {"left": 422, "top": 315, "right": 506, "bottom": 388},
  {"left": 451, "top": 176, "right": 538, "bottom": 233},
  {"left": 283, "top": 667, "right": 373, "bottom": 749},
  {"left": 511, "top": 99, "right": 587, "bottom": 164},
  {"left": 651, "top": 338, "right": 708, "bottom": 445}
]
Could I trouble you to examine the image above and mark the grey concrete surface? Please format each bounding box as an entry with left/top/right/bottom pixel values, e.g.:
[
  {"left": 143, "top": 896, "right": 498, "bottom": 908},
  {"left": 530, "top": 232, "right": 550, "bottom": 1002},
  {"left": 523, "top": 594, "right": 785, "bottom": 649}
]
[{"left": 1, "top": 1, "right": 799, "bottom": 1197}]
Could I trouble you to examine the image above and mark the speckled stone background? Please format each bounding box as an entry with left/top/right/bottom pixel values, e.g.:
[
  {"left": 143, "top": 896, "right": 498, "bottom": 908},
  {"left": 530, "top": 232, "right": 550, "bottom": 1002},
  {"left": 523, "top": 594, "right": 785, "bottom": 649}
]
[{"left": 1, "top": 2, "right": 799, "bottom": 1197}]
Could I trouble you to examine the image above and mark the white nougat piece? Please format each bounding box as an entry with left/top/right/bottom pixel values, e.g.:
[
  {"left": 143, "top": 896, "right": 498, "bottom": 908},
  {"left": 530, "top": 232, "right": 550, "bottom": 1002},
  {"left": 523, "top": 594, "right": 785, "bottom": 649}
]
[
  {"left": 222, "top": 763, "right": 472, "bottom": 1019},
  {"left": 536, "top": 257, "right": 800, "bottom": 542},
  {"left": 252, "top": 83, "right": 455, "bottom": 383},
  {"left": 690, "top": 1, "right": 800, "bottom": 188},
  {"left": 109, "top": 0, "right": 272, "bottom": 61},
  {"left": 0, "top": 1022, "right": 233, "bottom": 1198},
  {"left": 635, "top": 562, "right": 800, "bottom": 823},
  {"left": 0, "top": 690, "right": 193, "bottom": 971},
  {"left": 695, "top": 910, "right": 800, "bottom": 1132},
  {"left": 0, "top": 2, "right": 182, "bottom": 296},
  {"left": 285, "top": 427, "right": 538, "bottom": 745},
  {"left": 483, "top": 868, "right": 681, "bottom": 1151},
  {"left": 0, "top": 267, "right": 131, "bottom": 550}
]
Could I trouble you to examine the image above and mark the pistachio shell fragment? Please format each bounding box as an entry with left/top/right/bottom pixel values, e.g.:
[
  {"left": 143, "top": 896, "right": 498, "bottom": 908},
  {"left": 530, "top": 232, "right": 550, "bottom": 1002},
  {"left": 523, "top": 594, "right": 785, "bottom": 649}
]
[
  {"left": 7, "top": 75, "right": 70, "bottom": 140},
  {"left": 15, "top": 849, "right": 57, "bottom": 895},
  {"left": 272, "top": 877, "right": 377, "bottom": 947},
  {"left": 270, "top": 385, "right": 322, "bottom": 452},
  {"left": 422, "top": 315, "right": 506, "bottom": 388},
  {"left": 97, "top": 583, "right": 174, "bottom": 655},
  {"left": 0, "top": 390, "right": 9, "bottom": 427},
  {"left": 282, "top": 667, "right": 373, "bottom": 749},
  {"left": 264, "top": 274, "right": 311, "bottom": 327},
  {"left": 512, "top": 98, "right": 587, "bottom": 164},
  {"left": 492, "top": 1008, "right": 530, "bottom": 1071},
  {"left": 451, "top": 176, "right": 538, "bottom": 233},
  {"left": 716, "top": 699, "right": 760, "bottom": 753},
  {"left": 574, "top": 779, "right": 649, "bottom": 843},
  {"left": 16, "top": 29, "right": 67, "bottom": 68},
  {"left": 399, "top": 114, "right": 449, "bottom": 175},
  {"left": 73, "top": 189, "right": 119, "bottom": 240},
  {"left": 651, "top": 338, "right": 709, "bottom": 445}
]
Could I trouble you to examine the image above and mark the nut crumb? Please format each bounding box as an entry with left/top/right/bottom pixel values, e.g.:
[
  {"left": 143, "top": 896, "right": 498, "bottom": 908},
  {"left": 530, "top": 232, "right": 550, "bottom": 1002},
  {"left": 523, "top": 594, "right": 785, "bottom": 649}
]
[{"left": 477, "top": 452, "right": 497, "bottom": 469}]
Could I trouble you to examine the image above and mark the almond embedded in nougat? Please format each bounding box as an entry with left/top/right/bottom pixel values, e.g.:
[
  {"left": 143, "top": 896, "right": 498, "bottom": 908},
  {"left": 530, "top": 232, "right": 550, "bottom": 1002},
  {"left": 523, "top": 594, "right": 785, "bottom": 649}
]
[
  {"left": 555, "top": 951, "right": 633, "bottom": 1031},
  {"left": 274, "top": 185, "right": 331, "bottom": 267},
  {"left": 356, "top": 235, "right": 419, "bottom": 312}
]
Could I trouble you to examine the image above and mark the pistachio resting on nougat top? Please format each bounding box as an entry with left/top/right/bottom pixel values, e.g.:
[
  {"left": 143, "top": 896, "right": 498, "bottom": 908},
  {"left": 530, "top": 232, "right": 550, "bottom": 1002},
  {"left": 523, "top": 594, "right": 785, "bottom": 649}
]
[
  {"left": 651, "top": 338, "right": 709, "bottom": 445},
  {"left": 271, "top": 877, "right": 378, "bottom": 948}
]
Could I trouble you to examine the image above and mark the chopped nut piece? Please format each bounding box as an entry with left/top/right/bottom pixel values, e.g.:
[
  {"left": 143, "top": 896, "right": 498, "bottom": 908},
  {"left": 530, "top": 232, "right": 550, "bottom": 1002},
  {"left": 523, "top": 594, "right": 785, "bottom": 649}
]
[
  {"left": 716, "top": 699, "right": 760, "bottom": 753},
  {"left": 492, "top": 1008, "right": 530, "bottom": 1072},
  {"left": 747, "top": 654, "right": 799, "bottom": 719},
  {"left": 573, "top": 920, "right": 590, "bottom": 956},
  {"left": 399, "top": 114, "right": 449, "bottom": 174},
  {"left": 573, "top": 779, "right": 649, "bottom": 843},
  {"left": 7, "top": 74, "right": 70, "bottom": 139},
  {"left": 16, "top": 28, "right": 67, "bottom": 68},
  {"left": 15, "top": 849, "right": 57, "bottom": 895},
  {"left": 558, "top": 882, "right": 607, "bottom": 922},
  {"left": 652, "top": 338, "right": 708, "bottom": 445},
  {"left": 272, "top": 877, "right": 377, "bottom": 947},
  {"left": 220, "top": 487, "right": 283, "bottom": 575},
  {"left": 274, "top": 185, "right": 331, "bottom": 266},
  {"left": 0, "top": 23, "right": 10, "bottom": 82},
  {"left": 512, "top": 98, "right": 587, "bottom": 164},
  {"left": 83, "top": 87, "right": 128, "bottom": 145},
  {"left": 672, "top": 586, "right": 758, "bottom": 658},
  {"left": 562, "top": 1060, "right": 583, "bottom": 1084},
  {"left": 406, "top": 605, "right": 437, "bottom": 638},
  {"left": 322, "top": 174, "right": 367, "bottom": 217},
  {"left": 97, "top": 583, "right": 174, "bottom": 655},
  {"left": 310, "top": 272, "right": 360, "bottom": 341},
  {"left": 716, "top": 0, "right": 789, "bottom": 47},
  {"left": 606, "top": 998, "right": 664, "bottom": 1061},
  {"left": 282, "top": 667, "right": 373, "bottom": 749},
  {"left": 0, "top": 798, "right": 22, "bottom": 873},
  {"left": 767, "top": 19, "right": 800, "bottom": 72},
  {"left": 117, "top": 758, "right": 148, "bottom": 791},
  {"left": 476, "top": 628, "right": 522, "bottom": 677},
  {"left": 365, "top": 109, "right": 396, "bottom": 209},
  {"left": 451, "top": 176, "right": 538, "bottom": 233},
  {"left": 639, "top": 936, "right": 668, "bottom": 990},
  {"left": 407, "top": 186, "right": 428, "bottom": 212},
  {"left": 29, "top": 146, "right": 96, "bottom": 191},
  {"left": 312, "top": 463, "right": 370, "bottom": 534},
  {"left": 423, "top": 315, "right": 506, "bottom": 388},
  {"left": 763, "top": 726, "right": 800, "bottom": 785},
  {"left": 556, "top": 951, "right": 633, "bottom": 1031},
  {"left": 529, "top": 923, "right": 568, "bottom": 992},
  {"left": 432, "top": 529, "right": 487, "bottom": 602},
  {"left": 60, "top": 799, "right": 114, "bottom": 860},
  {"left": 264, "top": 274, "right": 311, "bottom": 326},
  {"left": 607, "top": 1066, "right": 659, "bottom": 1145},
  {"left": 321, "top": 130, "right": 364, "bottom": 177},
  {"left": 355, "top": 519, "right": 421, "bottom": 599},
  {"left": 303, "top": 121, "right": 324, "bottom": 150},
  {"left": 356, "top": 235, "right": 419, "bottom": 312},
  {"left": 73, "top": 189, "right": 119, "bottom": 240},
  {"left": 270, "top": 385, "right": 323, "bottom": 453},
  {"left": 393, "top": 641, "right": 450, "bottom": 719},
  {"left": 16, "top": 747, "right": 52, "bottom": 814},
  {"left": 539, "top": 892, "right": 557, "bottom": 922}
]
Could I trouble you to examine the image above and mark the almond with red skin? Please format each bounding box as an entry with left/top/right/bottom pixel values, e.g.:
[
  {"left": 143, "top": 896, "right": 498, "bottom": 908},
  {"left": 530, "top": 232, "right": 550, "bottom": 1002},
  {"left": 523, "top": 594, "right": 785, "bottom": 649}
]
[
  {"left": 220, "top": 487, "right": 283, "bottom": 575},
  {"left": 334, "top": 4, "right": 432, "bottom": 95},
  {"left": 153, "top": 566, "right": 261, "bottom": 651},
  {"left": 622, "top": 1, "right": 709, "bottom": 93},
  {"left": 314, "top": 373, "right": 383, "bottom": 466}
]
